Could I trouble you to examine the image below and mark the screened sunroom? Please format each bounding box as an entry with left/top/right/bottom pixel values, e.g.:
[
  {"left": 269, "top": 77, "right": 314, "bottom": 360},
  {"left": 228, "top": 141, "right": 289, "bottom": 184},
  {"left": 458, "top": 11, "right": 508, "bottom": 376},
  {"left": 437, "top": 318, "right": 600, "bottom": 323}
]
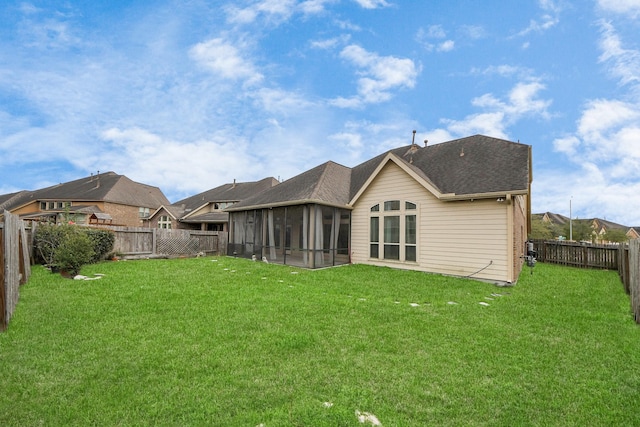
[{"left": 228, "top": 204, "right": 350, "bottom": 268}]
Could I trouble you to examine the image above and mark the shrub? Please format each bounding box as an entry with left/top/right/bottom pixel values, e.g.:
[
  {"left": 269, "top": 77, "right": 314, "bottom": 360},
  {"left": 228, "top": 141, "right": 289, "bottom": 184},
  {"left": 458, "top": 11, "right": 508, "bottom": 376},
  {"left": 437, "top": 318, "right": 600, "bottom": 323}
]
[
  {"left": 53, "top": 231, "right": 95, "bottom": 276},
  {"left": 84, "top": 228, "right": 115, "bottom": 262},
  {"left": 33, "top": 223, "right": 72, "bottom": 266},
  {"left": 34, "top": 224, "right": 114, "bottom": 274}
]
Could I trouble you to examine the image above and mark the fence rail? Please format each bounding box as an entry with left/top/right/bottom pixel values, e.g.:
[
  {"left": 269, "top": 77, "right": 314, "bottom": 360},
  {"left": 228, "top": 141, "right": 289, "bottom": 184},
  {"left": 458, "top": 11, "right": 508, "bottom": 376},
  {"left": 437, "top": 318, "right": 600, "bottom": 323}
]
[
  {"left": 531, "top": 239, "right": 639, "bottom": 324},
  {"left": 1, "top": 211, "right": 32, "bottom": 331}
]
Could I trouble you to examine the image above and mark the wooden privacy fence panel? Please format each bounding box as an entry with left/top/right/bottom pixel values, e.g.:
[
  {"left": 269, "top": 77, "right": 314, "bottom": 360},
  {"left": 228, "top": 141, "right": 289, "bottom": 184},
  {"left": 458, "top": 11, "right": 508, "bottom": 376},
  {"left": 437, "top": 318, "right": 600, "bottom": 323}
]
[
  {"left": 531, "top": 240, "right": 619, "bottom": 270},
  {"left": 99, "top": 226, "right": 226, "bottom": 257},
  {"left": 1, "top": 211, "right": 31, "bottom": 331},
  {"left": 627, "top": 240, "right": 640, "bottom": 323}
]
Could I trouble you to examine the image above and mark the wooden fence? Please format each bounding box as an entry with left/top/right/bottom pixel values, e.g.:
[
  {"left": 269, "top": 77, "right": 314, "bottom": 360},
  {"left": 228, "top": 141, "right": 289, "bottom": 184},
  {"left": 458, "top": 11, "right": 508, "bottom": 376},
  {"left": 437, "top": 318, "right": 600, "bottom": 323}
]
[
  {"left": 100, "top": 226, "right": 228, "bottom": 258},
  {"left": 531, "top": 239, "right": 620, "bottom": 269},
  {"left": 623, "top": 240, "right": 640, "bottom": 323},
  {"left": 1, "top": 211, "right": 32, "bottom": 331},
  {"left": 531, "top": 239, "right": 640, "bottom": 324}
]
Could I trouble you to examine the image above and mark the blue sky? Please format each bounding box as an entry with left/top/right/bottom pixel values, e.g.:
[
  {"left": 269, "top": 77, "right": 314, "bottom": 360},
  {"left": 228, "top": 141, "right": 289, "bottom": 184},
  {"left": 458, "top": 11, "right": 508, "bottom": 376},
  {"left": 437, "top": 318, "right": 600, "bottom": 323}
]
[{"left": 1, "top": 0, "right": 639, "bottom": 225}]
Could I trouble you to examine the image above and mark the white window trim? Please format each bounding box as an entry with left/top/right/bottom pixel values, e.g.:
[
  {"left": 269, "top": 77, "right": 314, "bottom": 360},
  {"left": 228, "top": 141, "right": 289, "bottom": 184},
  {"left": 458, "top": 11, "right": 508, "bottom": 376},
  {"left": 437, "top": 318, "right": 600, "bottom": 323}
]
[{"left": 369, "top": 200, "right": 418, "bottom": 263}]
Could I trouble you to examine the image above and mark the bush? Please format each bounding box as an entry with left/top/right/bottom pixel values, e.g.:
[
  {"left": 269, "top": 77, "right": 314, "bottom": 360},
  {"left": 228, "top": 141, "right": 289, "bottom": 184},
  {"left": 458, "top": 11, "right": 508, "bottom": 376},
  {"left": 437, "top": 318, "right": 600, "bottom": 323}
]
[
  {"left": 53, "top": 231, "right": 95, "bottom": 276},
  {"left": 33, "top": 223, "right": 72, "bottom": 266},
  {"left": 34, "top": 224, "right": 115, "bottom": 275},
  {"left": 84, "top": 228, "right": 115, "bottom": 262}
]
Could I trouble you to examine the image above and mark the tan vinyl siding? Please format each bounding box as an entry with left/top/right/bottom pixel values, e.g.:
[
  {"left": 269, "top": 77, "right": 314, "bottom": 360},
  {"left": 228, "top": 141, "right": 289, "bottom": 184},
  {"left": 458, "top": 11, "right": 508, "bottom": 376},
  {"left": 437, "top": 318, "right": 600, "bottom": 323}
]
[{"left": 352, "top": 161, "right": 511, "bottom": 282}]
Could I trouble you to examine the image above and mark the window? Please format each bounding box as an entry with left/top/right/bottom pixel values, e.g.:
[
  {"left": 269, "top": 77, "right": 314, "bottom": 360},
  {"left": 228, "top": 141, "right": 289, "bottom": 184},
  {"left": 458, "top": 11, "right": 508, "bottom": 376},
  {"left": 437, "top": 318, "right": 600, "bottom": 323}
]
[
  {"left": 383, "top": 216, "right": 400, "bottom": 260},
  {"left": 158, "top": 215, "right": 172, "bottom": 229},
  {"left": 369, "top": 200, "right": 418, "bottom": 262},
  {"left": 405, "top": 214, "right": 417, "bottom": 261},
  {"left": 139, "top": 207, "right": 150, "bottom": 218},
  {"left": 370, "top": 217, "right": 379, "bottom": 258},
  {"left": 384, "top": 200, "right": 400, "bottom": 211}
]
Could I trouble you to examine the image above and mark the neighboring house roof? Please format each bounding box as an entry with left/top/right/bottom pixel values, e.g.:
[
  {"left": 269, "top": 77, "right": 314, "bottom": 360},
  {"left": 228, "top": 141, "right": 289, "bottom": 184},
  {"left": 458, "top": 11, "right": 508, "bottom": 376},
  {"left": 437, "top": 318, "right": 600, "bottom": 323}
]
[
  {"left": 0, "top": 190, "right": 33, "bottom": 212},
  {"left": 5, "top": 172, "right": 170, "bottom": 212},
  {"left": 229, "top": 134, "right": 531, "bottom": 211},
  {"left": 35, "top": 171, "right": 169, "bottom": 207},
  {"left": 180, "top": 212, "right": 229, "bottom": 224},
  {"left": 173, "top": 177, "right": 279, "bottom": 212},
  {"left": 149, "top": 177, "right": 279, "bottom": 223},
  {"left": 533, "top": 212, "right": 569, "bottom": 225}
]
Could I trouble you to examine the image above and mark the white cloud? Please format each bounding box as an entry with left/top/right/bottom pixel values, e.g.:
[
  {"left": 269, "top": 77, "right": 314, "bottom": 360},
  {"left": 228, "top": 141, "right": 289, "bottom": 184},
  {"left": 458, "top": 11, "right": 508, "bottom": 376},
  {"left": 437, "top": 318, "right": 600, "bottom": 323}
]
[
  {"left": 189, "top": 38, "right": 264, "bottom": 86},
  {"left": 598, "top": 21, "right": 640, "bottom": 88},
  {"left": 597, "top": 0, "right": 640, "bottom": 17},
  {"left": 352, "top": 0, "right": 390, "bottom": 9},
  {"left": 460, "top": 25, "right": 486, "bottom": 40},
  {"left": 544, "top": 15, "right": 640, "bottom": 225},
  {"left": 225, "top": 0, "right": 297, "bottom": 24},
  {"left": 416, "top": 25, "right": 456, "bottom": 52},
  {"left": 332, "top": 44, "right": 420, "bottom": 107},
  {"left": 514, "top": 0, "right": 562, "bottom": 38},
  {"left": 310, "top": 34, "right": 350, "bottom": 49},
  {"left": 437, "top": 40, "right": 455, "bottom": 52},
  {"left": 98, "top": 127, "right": 257, "bottom": 197},
  {"left": 432, "top": 80, "right": 551, "bottom": 141}
]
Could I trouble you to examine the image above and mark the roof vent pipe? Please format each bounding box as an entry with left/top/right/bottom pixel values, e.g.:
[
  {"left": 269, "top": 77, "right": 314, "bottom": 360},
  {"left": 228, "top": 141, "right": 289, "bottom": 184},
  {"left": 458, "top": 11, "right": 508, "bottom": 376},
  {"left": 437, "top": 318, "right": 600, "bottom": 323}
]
[{"left": 424, "top": 139, "right": 428, "bottom": 147}]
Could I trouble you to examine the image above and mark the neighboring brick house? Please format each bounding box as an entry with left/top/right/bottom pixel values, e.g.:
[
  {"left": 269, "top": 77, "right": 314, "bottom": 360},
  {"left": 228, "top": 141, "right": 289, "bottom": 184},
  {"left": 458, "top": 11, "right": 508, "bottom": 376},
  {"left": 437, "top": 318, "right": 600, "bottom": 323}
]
[
  {"left": 2, "top": 172, "right": 169, "bottom": 227},
  {"left": 146, "top": 177, "right": 279, "bottom": 231},
  {"left": 227, "top": 134, "right": 532, "bottom": 284}
]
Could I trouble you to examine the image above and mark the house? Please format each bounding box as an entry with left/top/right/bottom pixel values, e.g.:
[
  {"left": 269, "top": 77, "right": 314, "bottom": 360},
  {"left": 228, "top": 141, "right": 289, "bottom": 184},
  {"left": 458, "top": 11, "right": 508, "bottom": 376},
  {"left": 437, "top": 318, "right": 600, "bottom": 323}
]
[
  {"left": 3, "top": 171, "right": 170, "bottom": 227},
  {"left": 534, "top": 212, "right": 634, "bottom": 243},
  {"left": 226, "top": 134, "right": 532, "bottom": 284},
  {"left": 146, "top": 177, "right": 279, "bottom": 231}
]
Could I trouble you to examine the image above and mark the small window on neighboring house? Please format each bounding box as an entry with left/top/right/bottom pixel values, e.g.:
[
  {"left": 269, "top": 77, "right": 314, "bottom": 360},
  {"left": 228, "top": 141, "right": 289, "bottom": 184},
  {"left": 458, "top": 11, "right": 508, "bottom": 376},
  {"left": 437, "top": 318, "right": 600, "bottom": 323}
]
[
  {"left": 40, "top": 202, "right": 47, "bottom": 210},
  {"left": 57, "top": 202, "right": 65, "bottom": 209},
  {"left": 158, "top": 215, "right": 172, "bottom": 229},
  {"left": 139, "top": 207, "right": 150, "bottom": 218},
  {"left": 48, "top": 202, "right": 56, "bottom": 210}
]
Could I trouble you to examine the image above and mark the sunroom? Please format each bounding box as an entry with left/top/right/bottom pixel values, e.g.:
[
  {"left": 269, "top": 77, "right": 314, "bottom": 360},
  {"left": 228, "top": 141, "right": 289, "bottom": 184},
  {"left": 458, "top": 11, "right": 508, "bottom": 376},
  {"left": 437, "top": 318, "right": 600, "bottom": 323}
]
[{"left": 228, "top": 204, "right": 351, "bottom": 268}]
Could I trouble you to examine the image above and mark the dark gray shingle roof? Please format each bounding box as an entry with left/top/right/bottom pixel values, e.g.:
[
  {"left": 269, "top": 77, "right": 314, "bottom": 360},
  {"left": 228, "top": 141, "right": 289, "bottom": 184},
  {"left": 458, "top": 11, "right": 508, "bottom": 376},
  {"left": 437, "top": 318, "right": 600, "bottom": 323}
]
[
  {"left": 172, "top": 177, "right": 279, "bottom": 211},
  {"left": 229, "top": 134, "right": 531, "bottom": 211},
  {"left": 29, "top": 172, "right": 169, "bottom": 208}
]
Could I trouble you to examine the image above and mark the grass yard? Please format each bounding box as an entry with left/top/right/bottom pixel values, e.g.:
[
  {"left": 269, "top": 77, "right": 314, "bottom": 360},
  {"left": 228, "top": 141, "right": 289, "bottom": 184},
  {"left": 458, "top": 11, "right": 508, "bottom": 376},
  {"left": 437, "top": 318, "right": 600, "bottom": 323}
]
[{"left": 1, "top": 257, "right": 639, "bottom": 426}]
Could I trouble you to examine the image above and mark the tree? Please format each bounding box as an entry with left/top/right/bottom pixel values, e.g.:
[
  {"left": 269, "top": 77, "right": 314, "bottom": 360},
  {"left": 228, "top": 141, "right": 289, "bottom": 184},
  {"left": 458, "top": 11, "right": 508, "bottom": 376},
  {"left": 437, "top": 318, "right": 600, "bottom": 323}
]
[
  {"left": 563, "top": 219, "right": 593, "bottom": 242},
  {"left": 530, "top": 217, "right": 554, "bottom": 240},
  {"left": 602, "top": 228, "right": 628, "bottom": 243}
]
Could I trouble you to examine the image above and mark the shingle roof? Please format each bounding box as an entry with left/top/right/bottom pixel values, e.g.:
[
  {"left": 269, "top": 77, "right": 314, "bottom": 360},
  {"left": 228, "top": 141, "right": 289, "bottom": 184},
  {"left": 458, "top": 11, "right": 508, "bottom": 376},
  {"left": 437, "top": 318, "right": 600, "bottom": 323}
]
[
  {"left": 405, "top": 135, "right": 531, "bottom": 195},
  {"left": 229, "top": 134, "right": 531, "bottom": 211},
  {"left": 228, "top": 161, "right": 352, "bottom": 210},
  {"left": 0, "top": 190, "right": 32, "bottom": 212},
  {"left": 172, "top": 177, "right": 279, "bottom": 211},
  {"left": 27, "top": 172, "right": 169, "bottom": 208}
]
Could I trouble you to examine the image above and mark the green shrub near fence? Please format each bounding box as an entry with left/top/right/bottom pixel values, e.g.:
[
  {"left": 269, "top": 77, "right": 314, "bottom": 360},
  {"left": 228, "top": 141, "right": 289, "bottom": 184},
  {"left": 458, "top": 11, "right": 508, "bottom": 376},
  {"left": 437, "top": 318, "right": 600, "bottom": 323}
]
[{"left": 33, "top": 224, "right": 114, "bottom": 275}]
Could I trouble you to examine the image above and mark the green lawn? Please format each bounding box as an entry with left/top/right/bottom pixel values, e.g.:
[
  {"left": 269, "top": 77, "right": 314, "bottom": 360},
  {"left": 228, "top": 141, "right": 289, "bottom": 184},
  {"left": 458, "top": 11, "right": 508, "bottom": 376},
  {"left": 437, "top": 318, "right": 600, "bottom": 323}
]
[{"left": 1, "top": 258, "right": 639, "bottom": 426}]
